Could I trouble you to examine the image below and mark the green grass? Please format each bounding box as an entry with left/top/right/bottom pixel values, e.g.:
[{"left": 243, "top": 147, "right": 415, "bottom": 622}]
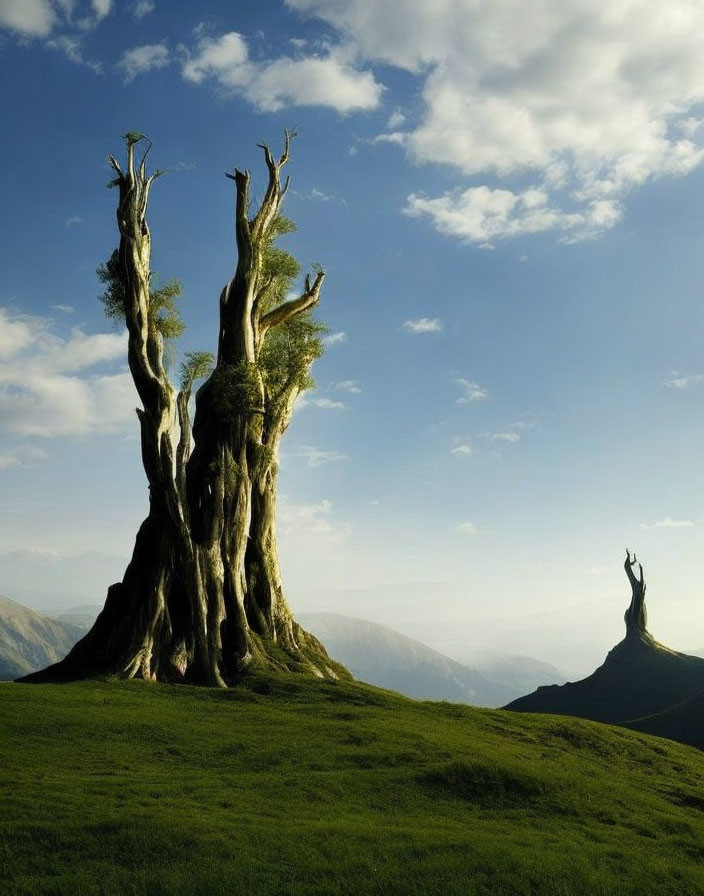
[{"left": 2, "top": 673, "right": 704, "bottom": 895}]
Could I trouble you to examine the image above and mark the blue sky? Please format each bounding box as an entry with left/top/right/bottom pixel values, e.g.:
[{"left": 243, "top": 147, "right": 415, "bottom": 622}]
[{"left": 1, "top": 0, "right": 703, "bottom": 675}]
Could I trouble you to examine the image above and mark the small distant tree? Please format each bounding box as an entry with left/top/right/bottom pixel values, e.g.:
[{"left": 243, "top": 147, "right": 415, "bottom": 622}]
[
  {"left": 29, "top": 131, "right": 343, "bottom": 686},
  {"left": 624, "top": 549, "right": 648, "bottom": 637}
]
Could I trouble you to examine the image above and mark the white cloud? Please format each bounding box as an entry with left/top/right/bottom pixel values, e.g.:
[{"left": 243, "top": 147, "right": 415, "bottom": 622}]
[
  {"left": 65, "top": 215, "right": 84, "bottom": 227},
  {"left": 0, "top": 310, "right": 133, "bottom": 437},
  {"left": 90, "top": 0, "right": 111, "bottom": 20},
  {"left": 133, "top": 0, "right": 154, "bottom": 18},
  {"left": 118, "top": 42, "right": 170, "bottom": 83},
  {"left": 663, "top": 372, "right": 704, "bottom": 389},
  {"left": 485, "top": 431, "right": 520, "bottom": 443},
  {"left": 402, "top": 317, "right": 442, "bottom": 334},
  {"left": 181, "top": 31, "right": 382, "bottom": 113},
  {"left": 0, "top": 309, "right": 35, "bottom": 356},
  {"left": 387, "top": 108, "right": 406, "bottom": 128},
  {"left": 278, "top": 496, "right": 350, "bottom": 542},
  {"left": 52, "top": 304, "right": 74, "bottom": 314},
  {"left": 0, "top": 445, "right": 49, "bottom": 470},
  {"left": 456, "top": 377, "right": 489, "bottom": 404},
  {"left": 456, "top": 521, "right": 479, "bottom": 536},
  {"left": 405, "top": 185, "right": 617, "bottom": 244},
  {"left": 323, "top": 331, "right": 347, "bottom": 346},
  {"left": 332, "top": 379, "right": 362, "bottom": 393},
  {"left": 287, "top": 0, "right": 704, "bottom": 242},
  {"left": 312, "top": 397, "right": 345, "bottom": 409},
  {"left": 451, "top": 443, "right": 472, "bottom": 456},
  {"left": 46, "top": 35, "right": 102, "bottom": 72},
  {"left": 297, "top": 446, "right": 348, "bottom": 468},
  {"left": 0, "top": 0, "right": 55, "bottom": 36},
  {"left": 655, "top": 516, "right": 695, "bottom": 528}
]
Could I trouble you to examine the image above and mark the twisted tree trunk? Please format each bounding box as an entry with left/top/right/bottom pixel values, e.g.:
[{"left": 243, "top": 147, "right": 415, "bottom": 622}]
[
  {"left": 624, "top": 549, "right": 648, "bottom": 638},
  {"left": 22, "top": 133, "right": 343, "bottom": 686}
]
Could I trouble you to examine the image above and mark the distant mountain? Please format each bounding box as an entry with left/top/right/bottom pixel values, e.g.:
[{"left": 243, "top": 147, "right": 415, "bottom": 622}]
[
  {"left": 506, "top": 553, "right": 704, "bottom": 748},
  {"left": 299, "top": 612, "right": 562, "bottom": 707},
  {"left": 1, "top": 599, "right": 561, "bottom": 705},
  {"left": 53, "top": 605, "right": 104, "bottom": 631},
  {"left": 428, "top": 641, "right": 565, "bottom": 698},
  {"left": 0, "top": 595, "right": 84, "bottom": 680}
]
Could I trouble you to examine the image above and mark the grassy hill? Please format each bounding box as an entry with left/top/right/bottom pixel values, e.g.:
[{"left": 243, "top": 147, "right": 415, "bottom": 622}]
[
  {"left": 506, "top": 631, "right": 704, "bottom": 749},
  {"left": 2, "top": 675, "right": 704, "bottom": 895}
]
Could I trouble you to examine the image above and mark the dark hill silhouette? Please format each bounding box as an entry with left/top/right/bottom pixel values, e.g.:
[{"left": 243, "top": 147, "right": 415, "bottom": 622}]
[{"left": 506, "top": 551, "right": 704, "bottom": 746}]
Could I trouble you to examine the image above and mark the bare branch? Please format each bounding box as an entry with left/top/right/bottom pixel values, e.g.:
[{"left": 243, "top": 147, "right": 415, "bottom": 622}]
[
  {"left": 108, "top": 155, "right": 124, "bottom": 180},
  {"left": 259, "top": 269, "right": 325, "bottom": 335}
]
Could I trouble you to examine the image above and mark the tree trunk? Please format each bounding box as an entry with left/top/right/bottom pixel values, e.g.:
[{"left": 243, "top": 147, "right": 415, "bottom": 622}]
[
  {"left": 21, "top": 133, "right": 342, "bottom": 687},
  {"left": 624, "top": 549, "right": 648, "bottom": 638}
]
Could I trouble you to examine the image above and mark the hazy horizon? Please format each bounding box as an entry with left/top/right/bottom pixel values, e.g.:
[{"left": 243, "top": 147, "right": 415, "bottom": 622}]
[{"left": 1, "top": 0, "right": 703, "bottom": 683}]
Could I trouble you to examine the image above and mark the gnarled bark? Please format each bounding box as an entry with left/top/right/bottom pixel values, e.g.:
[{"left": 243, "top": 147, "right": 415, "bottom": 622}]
[
  {"left": 624, "top": 549, "right": 648, "bottom": 638},
  {"left": 22, "top": 132, "right": 342, "bottom": 687}
]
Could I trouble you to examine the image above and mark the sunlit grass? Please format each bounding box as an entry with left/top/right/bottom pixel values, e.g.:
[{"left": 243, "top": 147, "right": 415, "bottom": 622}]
[{"left": 1, "top": 675, "right": 703, "bottom": 895}]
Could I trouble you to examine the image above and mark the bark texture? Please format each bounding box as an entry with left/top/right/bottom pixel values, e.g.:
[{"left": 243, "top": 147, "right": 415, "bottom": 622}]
[
  {"left": 23, "top": 133, "right": 344, "bottom": 686},
  {"left": 624, "top": 549, "right": 648, "bottom": 639}
]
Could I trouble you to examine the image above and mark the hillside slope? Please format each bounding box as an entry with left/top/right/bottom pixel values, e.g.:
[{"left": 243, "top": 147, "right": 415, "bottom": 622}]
[
  {"left": 299, "top": 611, "right": 561, "bottom": 706},
  {"left": 3, "top": 675, "right": 704, "bottom": 895},
  {"left": 506, "top": 553, "right": 704, "bottom": 747},
  {"left": 0, "top": 595, "right": 84, "bottom": 679}
]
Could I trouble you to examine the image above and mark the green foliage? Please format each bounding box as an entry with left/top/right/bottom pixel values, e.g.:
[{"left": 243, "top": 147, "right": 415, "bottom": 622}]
[
  {"left": 149, "top": 279, "right": 185, "bottom": 340},
  {"left": 96, "top": 250, "right": 125, "bottom": 321},
  {"left": 258, "top": 215, "right": 301, "bottom": 312},
  {"left": 3, "top": 678, "right": 704, "bottom": 895},
  {"left": 96, "top": 250, "right": 185, "bottom": 343},
  {"left": 210, "top": 361, "right": 262, "bottom": 422},
  {"left": 124, "top": 130, "right": 146, "bottom": 146},
  {"left": 260, "top": 312, "right": 327, "bottom": 404},
  {"left": 180, "top": 351, "right": 214, "bottom": 392}
]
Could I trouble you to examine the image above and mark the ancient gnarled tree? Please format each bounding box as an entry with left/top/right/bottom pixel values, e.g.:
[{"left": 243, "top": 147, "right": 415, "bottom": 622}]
[
  {"left": 624, "top": 549, "right": 648, "bottom": 638},
  {"left": 25, "top": 132, "right": 344, "bottom": 686}
]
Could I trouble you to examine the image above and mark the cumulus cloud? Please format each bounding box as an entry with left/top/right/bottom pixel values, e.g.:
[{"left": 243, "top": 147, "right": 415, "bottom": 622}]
[
  {"left": 181, "top": 31, "right": 382, "bottom": 113},
  {"left": 118, "top": 42, "right": 170, "bottom": 83},
  {"left": 287, "top": 0, "right": 704, "bottom": 242},
  {"left": 0, "top": 0, "right": 55, "bottom": 36},
  {"left": 456, "top": 377, "right": 489, "bottom": 404},
  {"left": 402, "top": 317, "right": 442, "bottom": 334},
  {"left": 0, "top": 309, "right": 133, "bottom": 437},
  {"left": 405, "top": 186, "right": 619, "bottom": 245},
  {"left": 332, "top": 379, "right": 362, "bottom": 393},
  {"left": 65, "top": 215, "right": 84, "bottom": 227},
  {"left": 90, "top": 0, "right": 111, "bottom": 20},
  {"left": 323, "top": 331, "right": 347, "bottom": 346},
  {"left": 663, "top": 371, "right": 704, "bottom": 389},
  {"left": 133, "top": 0, "right": 154, "bottom": 18},
  {"left": 451, "top": 443, "right": 472, "bottom": 456},
  {"left": 278, "top": 496, "right": 350, "bottom": 542}
]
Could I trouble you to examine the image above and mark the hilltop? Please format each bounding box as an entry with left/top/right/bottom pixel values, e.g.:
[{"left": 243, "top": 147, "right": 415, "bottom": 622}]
[{"left": 507, "top": 552, "right": 704, "bottom": 748}]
